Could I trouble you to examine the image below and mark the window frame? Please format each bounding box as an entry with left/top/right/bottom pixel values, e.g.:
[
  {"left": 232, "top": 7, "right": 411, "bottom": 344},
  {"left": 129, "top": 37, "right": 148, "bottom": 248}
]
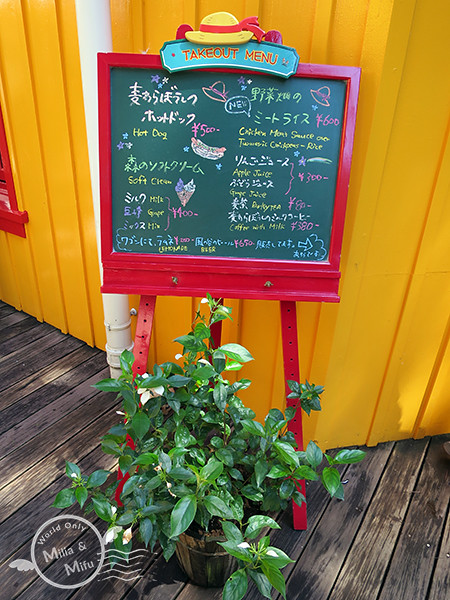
[{"left": 0, "top": 103, "right": 28, "bottom": 237}]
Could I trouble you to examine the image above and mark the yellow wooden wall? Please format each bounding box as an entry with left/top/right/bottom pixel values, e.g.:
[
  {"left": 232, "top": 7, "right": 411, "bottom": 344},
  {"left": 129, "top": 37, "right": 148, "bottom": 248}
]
[{"left": 0, "top": 0, "right": 448, "bottom": 449}]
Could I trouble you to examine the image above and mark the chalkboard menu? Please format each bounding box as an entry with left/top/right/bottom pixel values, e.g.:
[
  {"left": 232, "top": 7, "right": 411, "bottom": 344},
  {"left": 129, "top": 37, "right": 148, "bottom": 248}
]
[{"left": 99, "top": 52, "right": 360, "bottom": 301}]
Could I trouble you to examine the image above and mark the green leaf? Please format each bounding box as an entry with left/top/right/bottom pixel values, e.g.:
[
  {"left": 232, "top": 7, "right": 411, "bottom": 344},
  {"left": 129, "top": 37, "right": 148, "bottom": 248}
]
[
  {"left": 213, "top": 381, "right": 227, "bottom": 412},
  {"left": 241, "top": 485, "right": 264, "bottom": 502},
  {"left": 223, "top": 569, "right": 248, "bottom": 600},
  {"left": 194, "top": 321, "right": 211, "bottom": 340},
  {"left": 65, "top": 461, "right": 81, "bottom": 479},
  {"left": 203, "top": 495, "right": 233, "bottom": 519},
  {"left": 175, "top": 425, "right": 194, "bottom": 447},
  {"left": 121, "top": 475, "right": 140, "bottom": 497},
  {"left": 200, "top": 458, "right": 223, "bottom": 482},
  {"left": 332, "top": 449, "right": 366, "bottom": 464},
  {"left": 249, "top": 571, "right": 272, "bottom": 599},
  {"left": 267, "top": 465, "right": 290, "bottom": 479},
  {"left": 255, "top": 458, "right": 270, "bottom": 487},
  {"left": 222, "top": 521, "right": 243, "bottom": 543},
  {"left": 273, "top": 441, "right": 299, "bottom": 468},
  {"left": 306, "top": 440, "right": 323, "bottom": 468},
  {"left": 170, "top": 495, "right": 197, "bottom": 538},
  {"left": 264, "top": 546, "right": 294, "bottom": 569},
  {"left": 92, "top": 497, "right": 113, "bottom": 522},
  {"left": 218, "top": 541, "right": 251, "bottom": 562},
  {"left": 167, "top": 398, "right": 181, "bottom": 414},
  {"left": 212, "top": 350, "right": 226, "bottom": 373},
  {"left": 123, "top": 394, "right": 137, "bottom": 417},
  {"left": 192, "top": 364, "right": 216, "bottom": 381},
  {"left": 241, "top": 419, "right": 265, "bottom": 437},
  {"left": 140, "top": 518, "right": 153, "bottom": 546},
  {"left": 279, "top": 478, "right": 296, "bottom": 500},
  {"left": 210, "top": 436, "right": 224, "bottom": 449},
  {"left": 108, "top": 424, "right": 127, "bottom": 437},
  {"left": 158, "top": 451, "right": 172, "bottom": 472},
  {"left": 229, "top": 467, "right": 244, "bottom": 481},
  {"left": 101, "top": 439, "right": 122, "bottom": 455},
  {"left": 116, "top": 512, "right": 134, "bottom": 525},
  {"left": 87, "top": 470, "right": 110, "bottom": 488},
  {"left": 224, "top": 360, "right": 244, "bottom": 371},
  {"left": 120, "top": 349, "right": 135, "bottom": 374},
  {"left": 133, "top": 452, "right": 158, "bottom": 466},
  {"left": 144, "top": 475, "right": 162, "bottom": 491},
  {"left": 141, "top": 501, "right": 173, "bottom": 515},
  {"left": 169, "top": 467, "right": 195, "bottom": 482},
  {"left": 93, "top": 378, "right": 125, "bottom": 392},
  {"left": 215, "top": 447, "right": 234, "bottom": 467},
  {"left": 294, "top": 465, "right": 319, "bottom": 481},
  {"left": 321, "top": 467, "right": 342, "bottom": 497},
  {"left": 219, "top": 343, "right": 254, "bottom": 363},
  {"left": 167, "top": 374, "right": 192, "bottom": 387},
  {"left": 131, "top": 411, "right": 150, "bottom": 440},
  {"left": 52, "top": 488, "right": 76, "bottom": 508},
  {"left": 245, "top": 515, "right": 280, "bottom": 539},
  {"left": 261, "top": 563, "right": 287, "bottom": 598},
  {"left": 74, "top": 488, "right": 89, "bottom": 509}
]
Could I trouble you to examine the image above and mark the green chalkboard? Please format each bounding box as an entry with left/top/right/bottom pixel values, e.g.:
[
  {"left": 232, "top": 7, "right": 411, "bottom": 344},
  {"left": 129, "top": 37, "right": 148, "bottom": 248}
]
[{"left": 109, "top": 66, "right": 347, "bottom": 262}]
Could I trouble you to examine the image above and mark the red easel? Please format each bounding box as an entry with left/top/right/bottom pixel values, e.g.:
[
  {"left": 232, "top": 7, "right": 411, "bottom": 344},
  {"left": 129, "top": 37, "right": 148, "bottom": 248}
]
[{"left": 117, "top": 295, "right": 307, "bottom": 530}]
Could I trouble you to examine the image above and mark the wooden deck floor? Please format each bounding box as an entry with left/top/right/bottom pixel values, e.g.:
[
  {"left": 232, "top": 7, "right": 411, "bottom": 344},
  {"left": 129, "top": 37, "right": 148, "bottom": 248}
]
[{"left": 0, "top": 301, "right": 449, "bottom": 600}]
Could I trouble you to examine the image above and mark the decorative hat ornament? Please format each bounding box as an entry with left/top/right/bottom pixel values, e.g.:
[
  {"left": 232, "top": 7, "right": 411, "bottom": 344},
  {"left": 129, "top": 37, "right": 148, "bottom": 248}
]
[{"left": 185, "top": 12, "right": 266, "bottom": 45}]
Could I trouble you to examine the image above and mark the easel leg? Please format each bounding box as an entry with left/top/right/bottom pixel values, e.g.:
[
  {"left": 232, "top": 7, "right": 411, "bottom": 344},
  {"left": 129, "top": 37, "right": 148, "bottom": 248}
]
[
  {"left": 280, "top": 300, "right": 307, "bottom": 530},
  {"left": 115, "top": 295, "right": 157, "bottom": 505},
  {"left": 132, "top": 295, "right": 157, "bottom": 377}
]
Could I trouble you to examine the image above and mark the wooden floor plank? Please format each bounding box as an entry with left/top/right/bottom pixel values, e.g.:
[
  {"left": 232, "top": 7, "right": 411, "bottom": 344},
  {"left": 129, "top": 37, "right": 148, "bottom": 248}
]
[
  {"left": 0, "top": 385, "right": 116, "bottom": 489},
  {"left": 0, "top": 301, "right": 17, "bottom": 317},
  {"left": 0, "top": 350, "right": 107, "bottom": 441},
  {"left": 0, "top": 332, "right": 84, "bottom": 393},
  {"left": 281, "top": 442, "right": 394, "bottom": 600},
  {"left": 328, "top": 437, "right": 430, "bottom": 600},
  {"left": 0, "top": 319, "right": 54, "bottom": 356},
  {"left": 427, "top": 502, "right": 450, "bottom": 600},
  {"left": 0, "top": 394, "right": 120, "bottom": 523},
  {"left": 0, "top": 364, "right": 109, "bottom": 456},
  {"left": 0, "top": 310, "right": 28, "bottom": 327},
  {"left": 377, "top": 435, "right": 450, "bottom": 600},
  {"left": 0, "top": 344, "right": 104, "bottom": 413},
  {"left": 0, "top": 445, "right": 117, "bottom": 565},
  {"left": 0, "top": 452, "right": 118, "bottom": 599}
]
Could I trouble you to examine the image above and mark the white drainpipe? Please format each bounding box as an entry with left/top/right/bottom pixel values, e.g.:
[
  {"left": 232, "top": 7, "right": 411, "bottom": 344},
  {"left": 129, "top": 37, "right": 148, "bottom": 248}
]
[{"left": 75, "top": 0, "right": 133, "bottom": 377}]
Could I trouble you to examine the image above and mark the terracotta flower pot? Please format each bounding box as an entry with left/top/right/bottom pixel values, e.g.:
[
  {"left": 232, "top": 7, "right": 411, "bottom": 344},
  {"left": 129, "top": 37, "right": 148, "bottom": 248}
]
[{"left": 175, "top": 530, "right": 237, "bottom": 587}]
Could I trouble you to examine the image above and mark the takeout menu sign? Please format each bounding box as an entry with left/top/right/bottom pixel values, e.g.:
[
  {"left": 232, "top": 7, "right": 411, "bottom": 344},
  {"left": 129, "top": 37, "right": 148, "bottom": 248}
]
[{"left": 160, "top": 40, "right": 299, "bottom": 78}]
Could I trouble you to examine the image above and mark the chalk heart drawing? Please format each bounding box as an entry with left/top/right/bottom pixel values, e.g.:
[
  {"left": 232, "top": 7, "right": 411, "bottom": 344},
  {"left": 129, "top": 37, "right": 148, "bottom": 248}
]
[{"left": 9, "top": 514, "right": 149, "bottom": 589}]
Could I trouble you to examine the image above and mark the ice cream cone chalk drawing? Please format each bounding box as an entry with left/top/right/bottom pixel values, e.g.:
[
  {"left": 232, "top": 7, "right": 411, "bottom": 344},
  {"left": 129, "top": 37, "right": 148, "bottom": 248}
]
[{"left": 175, "top": 178, "right": 196, "bottom": 206}]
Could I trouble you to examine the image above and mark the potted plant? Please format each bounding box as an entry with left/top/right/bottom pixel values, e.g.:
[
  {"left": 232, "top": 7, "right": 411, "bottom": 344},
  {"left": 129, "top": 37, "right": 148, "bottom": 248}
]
[{"left": 53, "top": 295, "right": 365, "bottom": 600}]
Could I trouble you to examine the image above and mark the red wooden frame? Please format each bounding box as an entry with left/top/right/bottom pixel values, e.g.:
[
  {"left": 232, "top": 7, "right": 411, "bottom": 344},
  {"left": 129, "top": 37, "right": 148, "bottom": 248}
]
[
  {"left": 0, "top": 104, "right": 28, "bottom": 238},
  {"left": 98, "top": 53, "right": 360, "bottom": 302}
]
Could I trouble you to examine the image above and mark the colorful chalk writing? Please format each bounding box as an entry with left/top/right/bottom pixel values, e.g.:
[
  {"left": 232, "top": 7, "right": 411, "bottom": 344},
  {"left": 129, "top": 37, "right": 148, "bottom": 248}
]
[{"left": 109, "top": 67, "right": 347, "bottom": 262}]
